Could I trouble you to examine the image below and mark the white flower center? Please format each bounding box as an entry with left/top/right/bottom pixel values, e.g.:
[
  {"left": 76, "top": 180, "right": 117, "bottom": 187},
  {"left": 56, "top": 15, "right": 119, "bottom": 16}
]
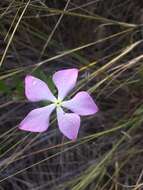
[{"left": 54, "top": 99, "right": 63, "bottom": 107}]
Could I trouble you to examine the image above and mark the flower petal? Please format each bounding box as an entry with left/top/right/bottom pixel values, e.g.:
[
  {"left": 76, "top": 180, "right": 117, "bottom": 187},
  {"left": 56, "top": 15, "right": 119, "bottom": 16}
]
[
  {"left": 57, "top": 107, "right": 80, "bottom": 140},
  {"left": 62, "top": 91, "right": 98, "bottom": 116},
  {"left": 52, "top": 68, "right": 78, "bottom": 100},
  {"left": 19, "top": 104, "right": 55, "bottom": 132},
  {"left": 25, "top": 75, "right": 56, "bottom": 102}
]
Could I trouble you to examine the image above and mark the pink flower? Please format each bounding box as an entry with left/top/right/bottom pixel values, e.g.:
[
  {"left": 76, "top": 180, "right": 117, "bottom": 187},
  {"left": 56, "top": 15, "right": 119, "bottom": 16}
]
[{"left": 19, "top": 69, "right": 98, "bottom": 140}]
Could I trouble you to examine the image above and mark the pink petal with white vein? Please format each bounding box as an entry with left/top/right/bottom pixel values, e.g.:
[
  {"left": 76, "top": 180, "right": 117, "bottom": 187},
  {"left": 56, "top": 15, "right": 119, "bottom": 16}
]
[
  {"left": 52, "top": 68, "right": 78, "bottom": 100},
  {"left": 57, "top": 107, "right": 80, "bottom": 140},
  {"left": 62, "top": 91, "right": 98, "bottom": 116},
  {"left": 25, "top": 75, "right": 56, "bottom": 102},
  {"left": 19, "top": 104, "right": 55, "bottom": 132}
]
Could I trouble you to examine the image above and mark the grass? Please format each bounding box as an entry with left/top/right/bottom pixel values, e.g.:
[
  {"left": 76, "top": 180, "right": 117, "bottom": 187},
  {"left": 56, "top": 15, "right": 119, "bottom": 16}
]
[{"left": 0, "top": 0, "right": 143, "bottom": 189}]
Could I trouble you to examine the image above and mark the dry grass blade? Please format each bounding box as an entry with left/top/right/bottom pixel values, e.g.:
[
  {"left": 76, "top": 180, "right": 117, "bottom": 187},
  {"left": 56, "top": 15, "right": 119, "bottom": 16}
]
[{"left": 0, "top": 0, "right": 31, "bottom": 67}]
